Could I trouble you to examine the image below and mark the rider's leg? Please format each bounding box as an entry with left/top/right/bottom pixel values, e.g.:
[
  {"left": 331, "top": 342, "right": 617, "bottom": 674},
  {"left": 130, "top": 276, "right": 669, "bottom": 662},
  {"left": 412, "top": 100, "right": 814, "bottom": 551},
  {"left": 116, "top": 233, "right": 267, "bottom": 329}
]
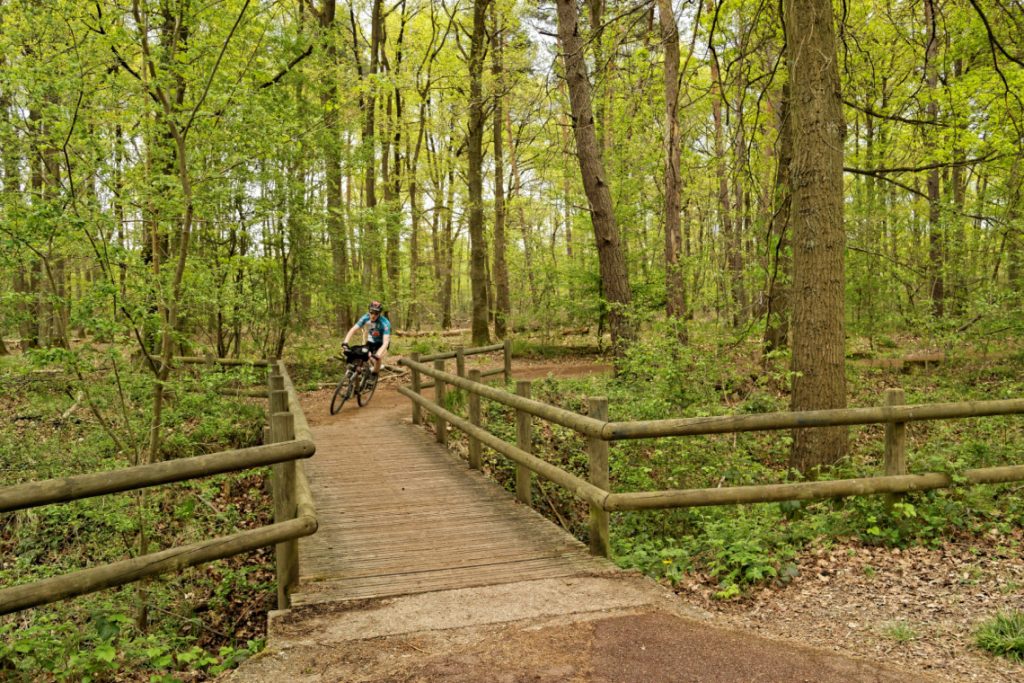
[{"left": 369, "top": 344, "right": 385, "bottom": 373}]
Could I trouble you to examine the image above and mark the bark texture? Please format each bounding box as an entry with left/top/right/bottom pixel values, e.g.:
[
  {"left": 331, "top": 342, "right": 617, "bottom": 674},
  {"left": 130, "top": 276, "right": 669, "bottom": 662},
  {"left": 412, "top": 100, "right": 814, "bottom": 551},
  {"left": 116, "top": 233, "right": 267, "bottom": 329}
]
[
  {"left": 658, "top": 0, "right": 687, "bottom": 333},
  {"left": 467, "top": 0, "right": 491, "bottom": 345},
  {"left": 784, "top": 0, "right": 848, "bottom": 472}
]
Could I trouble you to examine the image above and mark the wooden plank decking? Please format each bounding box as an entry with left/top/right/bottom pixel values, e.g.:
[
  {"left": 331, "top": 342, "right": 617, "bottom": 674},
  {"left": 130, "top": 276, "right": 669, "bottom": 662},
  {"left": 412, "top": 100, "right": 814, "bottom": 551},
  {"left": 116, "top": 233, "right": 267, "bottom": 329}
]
[{"left": 292, "top": 396, "right": 614, "bottom": 607}]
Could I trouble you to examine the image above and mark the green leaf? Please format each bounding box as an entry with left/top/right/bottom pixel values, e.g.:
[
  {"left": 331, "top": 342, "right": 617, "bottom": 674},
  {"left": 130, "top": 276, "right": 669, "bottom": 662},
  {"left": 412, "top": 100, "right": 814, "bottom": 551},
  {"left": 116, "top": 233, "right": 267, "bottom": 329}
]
[{"left": 95, "top": 643, "right": 116, "bottom": 663}]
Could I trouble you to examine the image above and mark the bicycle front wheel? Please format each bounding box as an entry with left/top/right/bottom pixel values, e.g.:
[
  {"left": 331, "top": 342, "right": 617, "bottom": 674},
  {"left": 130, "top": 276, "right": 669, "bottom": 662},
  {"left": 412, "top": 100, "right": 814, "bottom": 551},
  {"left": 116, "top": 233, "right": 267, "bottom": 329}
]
[
  {"left": 330, "top": 375, "right": 354, "bottom": 414},
  {"left": 356, "top": 369, "right": 377, "bottom": 406}
]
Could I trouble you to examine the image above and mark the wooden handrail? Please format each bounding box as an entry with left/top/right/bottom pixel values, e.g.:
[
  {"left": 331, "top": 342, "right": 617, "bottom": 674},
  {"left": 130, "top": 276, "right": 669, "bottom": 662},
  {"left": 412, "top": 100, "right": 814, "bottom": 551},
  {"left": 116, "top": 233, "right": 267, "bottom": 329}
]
[
  {"left": 1, "top": 356, "right": 318, "bottom": 615},
  {"left": 604, "top": 464, "right": 1024, "bottom": 511},
  {"left": 0, "top": 515, "right": 316, "bottom": 615},
  {"left": 400, "top": 348, "right": 1024, "bottom": 559},
  {"left": 404, "top": 356, "right": 1024, "bottom": 440},
  {"left": 276, "top": 360, "right": 313, "bottom": 443},
  {"left": 397, "top": 385, "right": 608, "bottom": 507},
  {"left": 419, "top": 342, "right": 505, "bottom": 362},
  {"left": 602, "top": 398, "right": 1024, "bottom": 440},
  {"left": 400, "top": 356, "right": 605, "bottom": 437},
  {"left": 0, "top": 440, "right": 315, "bottom": 513},
  {"left": 147, "top": 355, "right": 271, "bottom": 367}
]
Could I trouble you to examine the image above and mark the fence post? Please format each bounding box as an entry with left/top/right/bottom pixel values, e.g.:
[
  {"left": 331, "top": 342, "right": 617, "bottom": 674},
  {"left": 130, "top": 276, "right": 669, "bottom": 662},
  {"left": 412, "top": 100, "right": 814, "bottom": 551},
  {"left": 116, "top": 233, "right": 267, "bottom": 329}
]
[
  {"left": 410, "top": 352, "right": 422, "bottom": 425},
  {"left": 516, "top": 380, "right": 533, "bottom": 506},
  {"left": 456, "top": 346, "right": 466, "bottom": 378},
  {"left": 468, "top": 369, "right": 482, "bottom": 470},
  {"left": 587, "top": 397, "right": 610, "bottom": 558},
  {"left": 269, "top": 390, "right": 288, "bottom": 417},
  {"left": 269, "top": 373, "right": 287, "bottom": 416},
  {"left": 503, "top": 338, "right": 512, "bottom": 383},
  {"left": 434, "top": 359, "right": 447, "bottom": 446},
  {"left": 885, "top": 388, "right": 907, "bottom": 506},
  {"left": 270, "top": 411, "right": 297, "bottom": 610}
]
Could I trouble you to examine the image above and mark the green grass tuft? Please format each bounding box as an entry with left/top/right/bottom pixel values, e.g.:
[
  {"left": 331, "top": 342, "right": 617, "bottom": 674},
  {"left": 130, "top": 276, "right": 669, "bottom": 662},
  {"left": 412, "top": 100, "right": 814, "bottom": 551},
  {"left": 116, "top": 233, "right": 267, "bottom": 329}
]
[{"left": 975, "top": 611, "right": 1024, "bottom": 661}]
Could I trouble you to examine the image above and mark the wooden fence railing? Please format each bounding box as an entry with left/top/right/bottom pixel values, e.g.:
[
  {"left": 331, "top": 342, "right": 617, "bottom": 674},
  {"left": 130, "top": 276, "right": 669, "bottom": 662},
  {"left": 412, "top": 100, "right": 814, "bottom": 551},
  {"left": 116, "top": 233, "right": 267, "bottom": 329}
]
[
  {"left": 407, "top": 339, "right": 512, "bottom": 424},
  {"left": 399, "top": 353, "right": 1024, "bottom": 558},
  {"left": 0, "top": 358, "right": 316, "bottom": 615}
]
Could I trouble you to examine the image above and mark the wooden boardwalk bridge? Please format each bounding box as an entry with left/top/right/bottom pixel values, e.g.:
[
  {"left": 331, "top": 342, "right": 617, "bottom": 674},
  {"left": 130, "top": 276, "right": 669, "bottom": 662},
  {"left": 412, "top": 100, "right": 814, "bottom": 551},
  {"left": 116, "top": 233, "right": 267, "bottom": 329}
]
[
  {"left": 292, "top": 389, "right": 615, "bottom": 606},
  {"left": 228, "top": 379, "right": 922, "bottom": 682}
]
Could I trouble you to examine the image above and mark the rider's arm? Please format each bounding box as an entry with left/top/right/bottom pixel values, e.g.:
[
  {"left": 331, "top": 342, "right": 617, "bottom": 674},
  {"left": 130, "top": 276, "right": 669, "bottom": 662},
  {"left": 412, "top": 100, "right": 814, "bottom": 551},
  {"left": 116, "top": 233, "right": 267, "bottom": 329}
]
[
  {"left": 378, "top": 333, "right": 390, "bottom": 356},
  {"left": 342, "top": 323, "right": 361, "bottom": 345}
]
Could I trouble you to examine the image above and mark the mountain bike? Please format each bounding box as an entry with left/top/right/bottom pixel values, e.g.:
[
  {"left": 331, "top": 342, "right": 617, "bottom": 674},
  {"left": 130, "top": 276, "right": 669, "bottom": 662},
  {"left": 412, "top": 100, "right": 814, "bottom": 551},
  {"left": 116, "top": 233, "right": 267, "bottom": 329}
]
[{"left": 330, "top": 344, "right": 379, "bottom": 415}]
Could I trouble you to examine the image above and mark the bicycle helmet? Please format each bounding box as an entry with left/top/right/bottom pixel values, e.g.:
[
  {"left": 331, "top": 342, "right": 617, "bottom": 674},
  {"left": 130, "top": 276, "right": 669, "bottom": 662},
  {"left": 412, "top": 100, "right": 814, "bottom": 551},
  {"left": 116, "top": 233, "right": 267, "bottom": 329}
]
[{"left": 369, "top": 300, "right": 383, "bottom": 314}]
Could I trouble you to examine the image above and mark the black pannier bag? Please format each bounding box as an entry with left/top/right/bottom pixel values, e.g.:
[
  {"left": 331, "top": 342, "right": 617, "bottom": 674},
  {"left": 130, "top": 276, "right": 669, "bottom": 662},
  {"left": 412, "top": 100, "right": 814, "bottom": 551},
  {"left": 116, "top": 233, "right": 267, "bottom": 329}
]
[{"left": 344, "top": 345, "right": 371, "bottom": 363}]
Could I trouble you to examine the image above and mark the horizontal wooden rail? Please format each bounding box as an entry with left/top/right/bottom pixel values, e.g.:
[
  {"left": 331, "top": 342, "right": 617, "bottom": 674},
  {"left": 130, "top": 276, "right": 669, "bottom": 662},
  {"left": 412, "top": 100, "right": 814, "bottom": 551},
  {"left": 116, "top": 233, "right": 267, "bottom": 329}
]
[
  {"left": 277, "top": 360, "right": 313, "bottom": 443},
  {"left": 604, "top": 464, "right": 1024, "bottom": 511},
  {"left": 420, "top": 365, "right": 507, "bottom": 390},
  {"left": 401, "top": 349, "right": 1024, "bottom": 560},
  {"left": 148, "top": 355, "right": 271, "bottom": 367},
  {"left": 217, "top": 388, "right": 270, "bottom": 398},
  {"left": 398, "top": 385, "right": 608, "bottom": 508},
  {"left": 1, "top": 359, "right": 318, "bottom": 616},
  {"left": 401, "top": 357, "right": 604, "bottom": 437},
  {"left": 420, "top": 342, "right": 505, "bottom": 362},
  {"left": 602, "top": 399, "right": 1024, "bottom": 440},
  {"left": 0, "top": 515, "right": 317, "bottom": 615},
  {"left": 0, "top": 440, "right": 315, "bottom": 514}
]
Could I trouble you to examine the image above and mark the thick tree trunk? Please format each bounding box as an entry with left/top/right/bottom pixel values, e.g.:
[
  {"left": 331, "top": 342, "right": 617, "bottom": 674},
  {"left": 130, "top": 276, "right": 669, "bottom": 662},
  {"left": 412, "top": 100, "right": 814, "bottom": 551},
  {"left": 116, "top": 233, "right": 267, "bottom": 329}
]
[
  {"left": 466, "top": 0, "right": 491, "bottom": 345},
  {"left": 657, "top": 0, "right": 687, "bottom": 338},
  {"left": 555, "top": 0, "right": 632, "bottom": 351},
  {"left": 785, "top": 0, "right": 848, "bottom": 473}
]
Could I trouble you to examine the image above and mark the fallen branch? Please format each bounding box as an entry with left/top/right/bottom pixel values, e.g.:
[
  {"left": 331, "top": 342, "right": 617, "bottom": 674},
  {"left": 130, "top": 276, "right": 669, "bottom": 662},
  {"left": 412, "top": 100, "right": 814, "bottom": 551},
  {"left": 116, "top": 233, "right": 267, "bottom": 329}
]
[{"left": 61, "top": 392, "right": 84, "bottom": 420}]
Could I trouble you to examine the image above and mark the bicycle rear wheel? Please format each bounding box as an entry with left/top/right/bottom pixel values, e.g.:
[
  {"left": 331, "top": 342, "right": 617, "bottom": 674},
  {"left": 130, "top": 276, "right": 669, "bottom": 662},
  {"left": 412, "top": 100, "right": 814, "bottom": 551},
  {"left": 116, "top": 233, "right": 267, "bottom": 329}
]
[
  {"left": 330, "top": 374, "right": 354, "bottom": 414},
  {"left": 356, "top": 368, "right": 378, "bottom": 406}
]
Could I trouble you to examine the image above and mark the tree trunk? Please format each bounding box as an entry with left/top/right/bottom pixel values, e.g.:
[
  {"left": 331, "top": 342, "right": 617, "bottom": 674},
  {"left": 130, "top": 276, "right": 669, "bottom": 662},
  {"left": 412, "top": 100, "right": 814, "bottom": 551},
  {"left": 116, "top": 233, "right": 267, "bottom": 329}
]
[
  {"left": 555, "top": 0, "right": 632, "bottom": 351},
  {"left": 360, "top": 0, "right": 382, "bottom": 291},
  {"left": 407, "top": 97, "right": 428, "bottom": 330},
  {"left": 491, "top": 4, "right": 510, "bottom": 340},
  {"left": 785, "top": 0, "right": 848, "bottom": 473},
  {"left": 442, "top": 167, "right": 456, "bottom": 329},
  {"left": 507, "top": 110, "right": 538, "bottom": 309},
  {"left": 657, "top": 0, "right": 687, "bottom": 339},
  {"left": 924, "top": 0, "right": 944, "bottom": 317},
  {"left": 764, "top": 81, "right": 793, "bottom": 354},
  {"left": 320, "top": 0, "right": 351, "bottom": 333},
  {"left": 466, "top": 0, "right": 491, "bottom": 345}
]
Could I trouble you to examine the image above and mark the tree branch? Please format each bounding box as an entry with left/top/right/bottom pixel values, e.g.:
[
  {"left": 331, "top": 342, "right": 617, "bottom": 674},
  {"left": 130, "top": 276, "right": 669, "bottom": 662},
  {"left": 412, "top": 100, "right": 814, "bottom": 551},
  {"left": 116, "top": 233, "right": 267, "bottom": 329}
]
[{"left": 259, "top": 44, "right": 315, "bottom": 89}]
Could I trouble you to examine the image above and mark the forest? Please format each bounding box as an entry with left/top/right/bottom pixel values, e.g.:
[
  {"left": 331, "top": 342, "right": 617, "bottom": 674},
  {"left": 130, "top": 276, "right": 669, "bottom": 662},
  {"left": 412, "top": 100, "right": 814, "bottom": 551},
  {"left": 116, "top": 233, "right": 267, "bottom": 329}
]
[{"left": 2, "top": 0, "right": 1024, "bottom": 680}]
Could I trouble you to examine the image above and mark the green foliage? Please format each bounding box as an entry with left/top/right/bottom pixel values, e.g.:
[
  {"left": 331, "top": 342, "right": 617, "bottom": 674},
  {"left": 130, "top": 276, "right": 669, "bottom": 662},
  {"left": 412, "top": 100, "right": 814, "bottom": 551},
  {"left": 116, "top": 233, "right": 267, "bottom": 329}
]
[
  {"left": 0, "top": 356, "right": 271, "bottom": 681},
  {"left": 0, "top": 612, "right": 264, "bottom": 681},
  {"left": 614, "top": 506, "right": 800, "bottom": 598},
  {"left": 975, "top": 611, "right": 1024, "bottom": 662},
  {"left": 484, "top": 345, "right": 1024, "bottom": 599},
  {"left": 882, "top": 621, "right": 918, "bottom": 643}
]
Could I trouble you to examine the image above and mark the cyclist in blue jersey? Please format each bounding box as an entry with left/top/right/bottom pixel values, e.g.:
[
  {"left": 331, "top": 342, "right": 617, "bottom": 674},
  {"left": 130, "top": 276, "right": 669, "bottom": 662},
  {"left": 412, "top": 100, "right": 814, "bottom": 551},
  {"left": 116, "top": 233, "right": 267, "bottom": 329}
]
[{"left": 343, "top": 300, "right": 391, "bottom": 374}]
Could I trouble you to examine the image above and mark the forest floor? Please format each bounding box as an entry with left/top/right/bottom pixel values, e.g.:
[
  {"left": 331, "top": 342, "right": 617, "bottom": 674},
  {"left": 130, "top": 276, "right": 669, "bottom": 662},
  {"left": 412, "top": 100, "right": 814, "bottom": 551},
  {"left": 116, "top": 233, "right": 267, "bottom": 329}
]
[{"left": 293, "top": 354, "right": 1023, "bottom": 682}]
